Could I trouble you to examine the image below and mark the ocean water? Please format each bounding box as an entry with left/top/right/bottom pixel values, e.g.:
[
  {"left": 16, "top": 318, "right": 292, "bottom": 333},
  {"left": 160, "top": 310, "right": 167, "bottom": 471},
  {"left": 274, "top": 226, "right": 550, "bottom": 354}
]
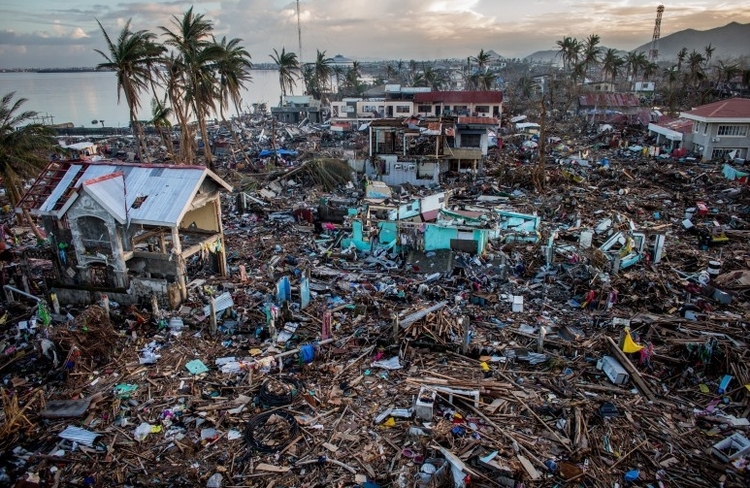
[{"left": 0, "top": 70, "right": 282, "bottom": 128}]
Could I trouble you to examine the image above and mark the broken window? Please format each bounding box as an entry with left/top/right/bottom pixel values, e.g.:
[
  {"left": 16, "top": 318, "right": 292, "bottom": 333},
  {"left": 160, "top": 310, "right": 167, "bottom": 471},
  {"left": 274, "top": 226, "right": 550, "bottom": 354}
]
[
  {"left": 476, "top": 105, "right": 490, "bottom": 114},
  {"left": 396, "top": 105, "right": 410, "bottom": 114},
  {"left": 78, "top": 216, "right": 111, "bottom": 255}
]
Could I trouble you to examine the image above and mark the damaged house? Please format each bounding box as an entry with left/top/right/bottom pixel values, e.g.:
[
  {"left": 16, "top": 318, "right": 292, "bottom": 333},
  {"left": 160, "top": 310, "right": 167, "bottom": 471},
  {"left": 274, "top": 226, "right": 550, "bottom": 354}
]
[
  {"left": 351, "top": 115, "right": 499, "bottom": 186},
  {"left": 16, "top": 160, "right": 232, "bottom": 308}
]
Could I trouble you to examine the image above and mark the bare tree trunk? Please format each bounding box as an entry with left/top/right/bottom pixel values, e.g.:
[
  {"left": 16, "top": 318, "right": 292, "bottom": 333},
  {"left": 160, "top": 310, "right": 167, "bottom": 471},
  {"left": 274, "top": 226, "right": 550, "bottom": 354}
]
[{"left": 192, "top": 98, "right": 213, "bottom": 168}]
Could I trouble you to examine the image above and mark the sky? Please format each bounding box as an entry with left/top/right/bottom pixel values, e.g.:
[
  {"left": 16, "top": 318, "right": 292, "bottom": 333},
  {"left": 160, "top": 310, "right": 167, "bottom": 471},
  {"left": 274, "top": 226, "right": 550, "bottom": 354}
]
[{"left": 1, "top": 0, "right": 749, "bottom": 69}]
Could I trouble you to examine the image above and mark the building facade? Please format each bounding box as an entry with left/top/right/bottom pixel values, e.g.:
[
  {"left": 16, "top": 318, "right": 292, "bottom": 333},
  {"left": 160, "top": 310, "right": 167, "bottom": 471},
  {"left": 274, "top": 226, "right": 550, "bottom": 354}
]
[{"left": 681, "top": 98, "right": 750, "bottom": 161}]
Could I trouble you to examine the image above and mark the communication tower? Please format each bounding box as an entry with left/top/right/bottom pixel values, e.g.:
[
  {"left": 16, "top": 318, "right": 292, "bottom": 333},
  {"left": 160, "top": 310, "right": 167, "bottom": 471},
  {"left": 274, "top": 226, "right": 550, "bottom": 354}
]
[{"left": 648, "top": 5, "right": 665, "bottom": 63}]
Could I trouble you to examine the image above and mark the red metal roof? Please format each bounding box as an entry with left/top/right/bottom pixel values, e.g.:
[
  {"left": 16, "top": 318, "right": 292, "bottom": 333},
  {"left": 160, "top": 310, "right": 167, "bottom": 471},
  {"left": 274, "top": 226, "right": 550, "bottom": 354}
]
[
  {"left": 413, "top": 91, "right": 503, "bottom": 104},
  {"left": 682, "top": 98, "right": 750, "bottom": 119},
  {"left": 654, "top": 117, "right": 694, "bottom": 134},
  {"left": 578, "top": 93, "right": 640, "bottom": 108}
]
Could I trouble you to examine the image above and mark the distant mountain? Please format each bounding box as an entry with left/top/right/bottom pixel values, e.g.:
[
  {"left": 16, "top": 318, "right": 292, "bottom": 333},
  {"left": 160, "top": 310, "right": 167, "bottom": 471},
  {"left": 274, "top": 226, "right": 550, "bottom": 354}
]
[
  {"left": 524, "top": 47, "right": 628, "bottom": 64},
  {"left": 633, "top": 22, "right": 750, "bottom": 61},
  {"left": 524, "top": 50, "right": 560, "bottom": 64}
]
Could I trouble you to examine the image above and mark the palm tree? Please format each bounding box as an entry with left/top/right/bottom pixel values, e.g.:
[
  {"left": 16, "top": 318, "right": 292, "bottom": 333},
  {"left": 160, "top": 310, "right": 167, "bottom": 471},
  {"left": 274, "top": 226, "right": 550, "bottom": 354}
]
[
  {"left": 661, "top": 67, "right": 680, "bottom": 115},
  {"left": 150, "top": 96, "right": 175, "bottom": 160},
  {"left": 332, "top": 65, "right": 345, "bottom": 95},
  {"left": 555, "top": 36, "right": 580, "bottom": 72},
  {"left": 642, "top": 61, "right": 659, "bottom": 82},
  {"left": 314, "top": 50, "right": 334, "bottom": 102},
  {"left": 676, "top": 47, "right": 688, "bottom": 72},
  {"left": 384, "top": 63, "right": 397, "bottom": 82},
  {"left": 479, "top": 71, "right": 497, "bottom": 91},
  {"left": 214, "top": 36, "right": 252, "bottom": 166},
  {"left": 95, "top": 19, "right": 159, "bottom": 163},
  {"left": 516, "top": 76, "right": 536, "bottom": 100},
  {"left": 302, "top": 64, "right": 319, "bottom": 98},
  {"left": 420, "top": 64, "right": 446, "bottom": 91},
  {"left": 472, "top": 49, "right": 492, "bottom": 72},
  {"left": 269, "top": 48, "right": 299, "bottom": 106},
  {"left": 215, "top": 36, "right": 252, "bottom": 119},
  {"left": 0, "top": 92, "right": 55, "bottom": 238},
  {"left": 161, "top": 7, "right": 223, "bottom": 167},
  {"left": 345, "top": 61, "right": 362, "bottom": 94},
  {"left": 581, "top": 34, "right": 601, "bottom": 78},
  {"left": 624, "top": 51, "right": 648, "bottom": 83},
  {"left": 601, "top": 48, "right": 623, "bottom": 83},
  {"left": 159, "top": 52, "right": 194, "bottom": 164},
  {"left": 704, "top": 44, "right": 715, "bottom": 68},
  {"left": 714, "top": 60, "right": 741, "bottom": 92}
]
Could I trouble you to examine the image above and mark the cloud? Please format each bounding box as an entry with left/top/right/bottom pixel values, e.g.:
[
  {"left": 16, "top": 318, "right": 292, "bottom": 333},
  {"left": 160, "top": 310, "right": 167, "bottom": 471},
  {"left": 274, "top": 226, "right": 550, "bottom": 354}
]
[
  {"left": 0, "top": 29, "right": 96, "bottom": 46},
  {"left": 2, "top": 0, "right": 750, "bottom": 68}
]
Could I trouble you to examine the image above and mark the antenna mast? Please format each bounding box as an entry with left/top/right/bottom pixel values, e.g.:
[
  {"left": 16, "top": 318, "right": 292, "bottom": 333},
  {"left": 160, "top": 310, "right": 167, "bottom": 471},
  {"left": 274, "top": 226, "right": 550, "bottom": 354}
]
[
  {"left": 648, "top": 5, "right": 664, "bottom": 63},
  {"left": 296, "top": 0, "right": 303, "bottom": 65}
]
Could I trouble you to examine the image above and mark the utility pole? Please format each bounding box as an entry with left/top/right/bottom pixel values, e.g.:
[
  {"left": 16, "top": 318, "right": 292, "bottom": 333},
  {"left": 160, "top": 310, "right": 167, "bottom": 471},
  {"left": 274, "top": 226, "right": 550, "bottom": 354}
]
[{"left": 296, "top": 0, "right": 303, "bottom": 66}]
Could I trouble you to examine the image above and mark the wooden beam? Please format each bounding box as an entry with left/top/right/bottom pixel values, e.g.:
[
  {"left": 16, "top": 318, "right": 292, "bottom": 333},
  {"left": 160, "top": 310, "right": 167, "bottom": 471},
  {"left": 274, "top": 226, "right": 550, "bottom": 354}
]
[{"left": 605, "top": 336, "right": 656, "bottom": 402}]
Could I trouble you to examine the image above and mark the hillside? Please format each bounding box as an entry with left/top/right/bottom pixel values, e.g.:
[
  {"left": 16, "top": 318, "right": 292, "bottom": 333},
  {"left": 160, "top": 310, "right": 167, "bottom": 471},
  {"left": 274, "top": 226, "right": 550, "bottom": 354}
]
[
  {"left": 524, "top": 47, "right": 628, "bottom": 65},
  {"left": 633, "top": 22, "right": 750, "bottom": 61}
]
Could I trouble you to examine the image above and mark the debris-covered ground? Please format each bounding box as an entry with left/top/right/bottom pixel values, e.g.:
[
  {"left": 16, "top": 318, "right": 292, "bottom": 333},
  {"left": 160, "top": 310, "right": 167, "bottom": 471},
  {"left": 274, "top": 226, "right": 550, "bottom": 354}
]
[{"left": 1, "top": 117, "right": 750, "bottom": 488}]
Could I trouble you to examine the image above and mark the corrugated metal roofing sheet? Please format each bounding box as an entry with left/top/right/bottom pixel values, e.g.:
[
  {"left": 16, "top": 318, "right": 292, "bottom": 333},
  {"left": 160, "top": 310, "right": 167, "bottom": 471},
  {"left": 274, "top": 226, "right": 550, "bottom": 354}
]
[
  {"left": 40, "top": 162, "right": 231, "bottom": 226},
  {"left": 579, "top": 93, "right": 640, "bottom": 108},
  {"left": 458, "top": 116, "right": 499, "bottom": 125},
  {"left": 76, "top": 164, "right": 204, "bottom": 225},
  {"left": 83, "top": 173, "right": 127, "bottom": 222}
]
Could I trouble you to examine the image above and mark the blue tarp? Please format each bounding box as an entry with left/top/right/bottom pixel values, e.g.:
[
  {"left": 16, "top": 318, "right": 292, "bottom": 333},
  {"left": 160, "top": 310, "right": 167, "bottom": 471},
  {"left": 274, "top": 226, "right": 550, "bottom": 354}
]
[{"left": 259, "top": 149, "right": 298, "bottom": 158}]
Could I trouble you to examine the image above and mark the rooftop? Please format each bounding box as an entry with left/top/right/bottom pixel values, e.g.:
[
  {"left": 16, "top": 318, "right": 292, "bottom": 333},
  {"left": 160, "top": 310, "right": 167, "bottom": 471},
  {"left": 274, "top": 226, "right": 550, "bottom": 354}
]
[
  {"left": 413, "top": 91, "right": 504, "bottom": 104},
  {"left": 681, "top": 97, "right": 750, "bottom": 120}
]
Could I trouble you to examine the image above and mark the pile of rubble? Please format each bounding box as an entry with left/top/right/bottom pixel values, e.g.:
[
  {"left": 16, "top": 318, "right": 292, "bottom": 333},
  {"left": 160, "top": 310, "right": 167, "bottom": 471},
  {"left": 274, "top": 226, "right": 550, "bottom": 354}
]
[{"left": 1, "top": 123, "right": 750, "bottom": 488}]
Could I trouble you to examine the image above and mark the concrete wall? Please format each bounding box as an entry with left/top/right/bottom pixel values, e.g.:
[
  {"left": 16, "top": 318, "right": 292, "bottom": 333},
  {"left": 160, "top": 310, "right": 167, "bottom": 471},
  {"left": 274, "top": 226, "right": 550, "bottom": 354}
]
[
  {"left": 65, "top": 192, "right": 128, "bottom": 288},
  {"left": 51, "top": 276, "right": 172, "bottom": 308},
  {"left": 691, "top": 121, "right": 750, "bottom": 160},
  {"left": 363, "top": 157, "right": 440, "bottom": 187}
]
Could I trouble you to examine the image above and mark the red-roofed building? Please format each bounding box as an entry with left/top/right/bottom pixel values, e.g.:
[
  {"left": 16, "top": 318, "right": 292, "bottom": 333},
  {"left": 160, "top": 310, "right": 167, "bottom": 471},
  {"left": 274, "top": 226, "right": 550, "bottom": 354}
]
[
  {"left": 647, "top": 117, "right": 694, "bottom": 151},
  {"left": 681, "top": 98, "right": 750, "bottom": 160}
]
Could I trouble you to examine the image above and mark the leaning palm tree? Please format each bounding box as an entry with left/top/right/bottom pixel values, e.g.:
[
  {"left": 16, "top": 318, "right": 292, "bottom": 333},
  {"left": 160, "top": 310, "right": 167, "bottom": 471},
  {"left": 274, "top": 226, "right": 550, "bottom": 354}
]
[
  {"left": 270, "top": 48, "right": 299, "bottom": 106},
  {"left": 161, "top": 7, "right": 222, "bottom": 167},
  {"left": 479, "top": 71, "right": 497, "bottom": 91},
  {"left": 472, "top": 48, "right": 492, "bottom": 72},
  {"left": 0, "top": 92, "right": 55, "bottom": 238},
  {"left": 314, "top": 50, "right": 334, "bottom": 103},
  {"left": 95, "top": 19, "right": 159, "bottom": 163}
]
